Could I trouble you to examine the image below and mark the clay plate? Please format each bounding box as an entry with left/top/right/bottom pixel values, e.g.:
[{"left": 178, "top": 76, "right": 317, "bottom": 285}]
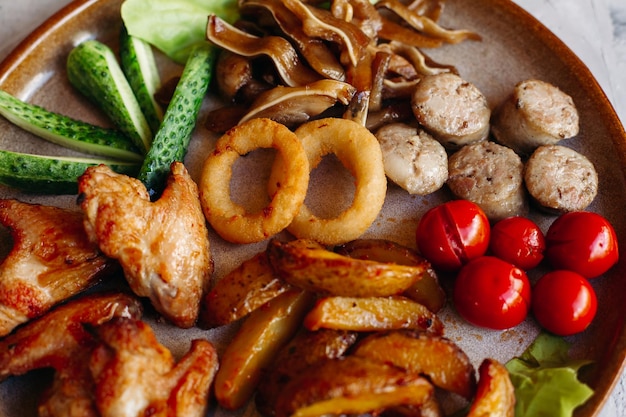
[{"left": 1, "top": 0, "right": 626, "bottom": 416}]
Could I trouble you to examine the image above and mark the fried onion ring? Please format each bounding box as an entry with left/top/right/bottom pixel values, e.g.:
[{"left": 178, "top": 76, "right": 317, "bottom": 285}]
[
  {"left": 271, "top": 118, "right": 386, "bottom": 245},
  {"left": 199, "top": 118, "right": 309, "bottom": 243}
]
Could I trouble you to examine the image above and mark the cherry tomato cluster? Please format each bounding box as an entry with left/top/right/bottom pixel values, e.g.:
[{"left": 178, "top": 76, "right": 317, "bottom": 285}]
[{"left": 415, "top": 200, "right": 619, "bottom": 336}]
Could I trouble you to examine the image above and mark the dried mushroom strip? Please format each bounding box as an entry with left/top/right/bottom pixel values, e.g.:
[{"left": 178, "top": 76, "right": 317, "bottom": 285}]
[
  {"left": 206, "top": 14, "right": 321, "bottom": 87},
  {"left": 375, "top": 0, "right": 482, "bottom": 43},
  {"left": 282, "top": 0, "right": 373, "bottom": 68},
  {"left": 239, "top": 79, "right": 357, "bottom": 126},
  {"left": 206, "top": 0, "right": 479, "bottom": 128},
  {"left": 239, "top": 0, "right": 346, "bottom": 81}
]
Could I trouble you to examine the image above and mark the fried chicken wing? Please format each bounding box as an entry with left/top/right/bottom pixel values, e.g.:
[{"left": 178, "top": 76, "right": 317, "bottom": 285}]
[
  {"left": 78, "top": 162, "right": 213, "bottom": 328},
  {"left": 89, "top": 317, "right": 218, "bottom": 417},
  {"left": 0, "top": 292, "right": 142, "bottom": 417},
  {"left": 0, "top": 199, "right": 119, "bottom": 337}
]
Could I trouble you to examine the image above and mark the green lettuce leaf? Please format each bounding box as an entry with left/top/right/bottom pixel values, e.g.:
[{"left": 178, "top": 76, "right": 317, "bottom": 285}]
[
  {"left": 120, "top": 0, "right": 239, "bottom": 64},
  {"left": 505, "top": 332, "right": 594, "bottom": 417}
]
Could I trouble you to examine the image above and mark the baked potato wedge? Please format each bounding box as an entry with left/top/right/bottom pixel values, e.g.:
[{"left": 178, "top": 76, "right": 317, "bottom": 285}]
[
  {"left": 256, "top": 328, "right": 358, "bottom": 417},
  {"left": 334, "top": 238, "right": 446, "bottom": 312},
  {"left": 267, "top": 239, "right": 424, "bottom": 296},
  {"left": 467, "top": 359, "right": 515, "bottom": 417},
  {"left": 199, "top": 251, "right": 293, "bottom": 328},
  {"left": 353, "top": 330, "right": 476, "bottom": 400},
  {"left": 274, "top": 356, "right": 435, "bottom": 417},
  {"left": 214, "top": 289, "right": 314, "bottom": 410},
  {"left": 303, "top": 295, "right": 443, "bottom": 334}
]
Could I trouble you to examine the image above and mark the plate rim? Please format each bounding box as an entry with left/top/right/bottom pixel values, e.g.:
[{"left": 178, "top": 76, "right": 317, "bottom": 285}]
[{"left": 0, "top": 0, "right": 625, "bottom": 416}]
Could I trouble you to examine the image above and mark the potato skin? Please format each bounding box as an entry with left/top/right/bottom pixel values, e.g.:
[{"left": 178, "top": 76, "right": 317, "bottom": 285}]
[
  {"left": 267, "top": 239, "right": 424, "bottom": 297},
  {"left": 353, "top": 330, "right": 477, "bottom": 400},
  {"left": 199, "top": 251, "right": 293, "bottom": 328},
  {"left": 334, "top": 239, "right": 446, "bottom": 312},
  {"left": 303, "top": 296, "right": 443, "bottom": 334},
  {"left": 256, "top": 329, "right": 358, "bottom": 417},
  {"left": 213, "top": 289, "right": 314, "bottom": 410},
  {"left": 467, "top": 359, "right": 515, "bottom": 417},
  {"left": 274, "top": 356, "right": 435, "bottom": 417}
]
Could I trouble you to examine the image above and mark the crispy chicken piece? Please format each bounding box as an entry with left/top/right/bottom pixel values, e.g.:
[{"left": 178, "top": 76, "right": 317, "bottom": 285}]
[
  {"left": 0, "top": 199, "right": 118, "bottom": 338},
  {"left": 0, "top": 292, "right": 143, "bottom": 417},
  {"left": 89, "top": 317, "right": 219, "bottom": 417},
  {"left": 78, "top": 162, "right": 213, "bottom": 328}
]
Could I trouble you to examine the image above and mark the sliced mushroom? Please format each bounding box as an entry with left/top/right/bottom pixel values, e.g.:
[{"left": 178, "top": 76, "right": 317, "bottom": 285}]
[
  {"left": 406, "top": 0, "right": 443, "bottom": 20},
  {"left": 375, "top": 0, "right": 481, "bottom": 43},
  {"left": 207, "top": 14, "right": 321, "bottom": 87},
  {"left": 240, "top": 0, "right": 346, "bottom": 81},
  {"left": 365, "top": 100, "right": 413, "bottom": 132},
  {"left": 343, "top": 50, "right": 375, "bottom": 125},
  {"left": 331, "top": 0, "right": 383, "bottom": 41},
  {"left": 239, "top": 79, "right": 357, "bottom": 126},
  {"left": 378, "top": 17, "right": 444, "bottom": 48},
  {"left": 282, "top": 0, "right": 371, "bottom": 67},
  {"left": 382, "top": 78, "right": 421, "bottom": 100},
  {"left": 385, "top": 41, "right": 456, "bottom": 76},
  {"left": 215, "top": 50, "right": 261, "bottom": 101},
  {"left": 369, "top": 49, "right": 392, "bottom": 112}
]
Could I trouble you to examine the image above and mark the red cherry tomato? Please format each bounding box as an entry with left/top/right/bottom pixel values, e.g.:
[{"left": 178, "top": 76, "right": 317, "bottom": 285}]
[
  {"left": 531, "top": 270, "right": 598, "bottom": 336},
  {"left": 545, "top": 211, "right": 619, "bottom": 278},
  {"left": 416, "top": 200, "right": 490, "bottom": 272},
  {"left": 489, "top": 216, "right": 546, "bottom": 270},
  {"left": 453, "top": 256, "right": 531, "bottom": 330}
]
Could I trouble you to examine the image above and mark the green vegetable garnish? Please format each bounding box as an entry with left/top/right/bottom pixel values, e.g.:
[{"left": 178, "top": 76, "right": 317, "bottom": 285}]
[
  {"left": 505, "top": 332, "right": 594, "bottom": 417},
  {"left": 120, "top": 0, "right": 239, "bottom": 64}
]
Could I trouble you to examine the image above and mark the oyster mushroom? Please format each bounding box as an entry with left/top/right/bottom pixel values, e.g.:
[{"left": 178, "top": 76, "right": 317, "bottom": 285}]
[
  {"left": 215, "top": 50, "right": 273, "bottom": 102},
  {"left": 239, "top": 0, "right": 346, "bottom": 81},
  {"left": 375, "top": 0, "right": 481, "bottom": 43},
  {"left": 239, "top": 79, "right": 356, "bottom": 127},
  {"left": 330, "top": 0, "right": 383, "bottom": 41},
  {"left": 207, "top": 14, "right": 321, "bottom": 87},
  {"left": 282, "top": 0, "right": 371, "bottom": 67},
  {"left": 384, "top": 41, "right": 457, "bottom": 76}
]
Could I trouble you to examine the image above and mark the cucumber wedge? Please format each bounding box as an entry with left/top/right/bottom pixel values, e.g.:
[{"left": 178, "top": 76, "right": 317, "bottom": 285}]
[
  {"left": 67, "top": 40, "right": 152, "bottom": 153},
  {"left": 0, "top": 149, "right": 140, "bottom": 195},
  {"left": 0, "top": 89, "right": 143, "bottom": 162},
  {"left": 120, "top": 25, "right": 163, "bottom": 134},
  {"left": 138, "top": 44, "right": 216, "bottom": 197}
]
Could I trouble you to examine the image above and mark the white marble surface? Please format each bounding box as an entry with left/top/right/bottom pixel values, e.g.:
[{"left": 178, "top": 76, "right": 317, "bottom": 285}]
[{"left": 0, "top": 0, "right": 625, "bottom": 416}]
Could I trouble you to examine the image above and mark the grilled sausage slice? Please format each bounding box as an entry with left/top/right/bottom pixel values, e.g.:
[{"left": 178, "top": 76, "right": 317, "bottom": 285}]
[
  {"left": 447, "top": 140, "right": 527, "bottom": 221},
  {"left": 411, "top": 73, "right": 490, "bottom": 150},
  {"left": 524, "top": 144, "right": 597, "bottom": 213},
  {"left": 491, "top": 79, "right": 579, "bottom": 156}
]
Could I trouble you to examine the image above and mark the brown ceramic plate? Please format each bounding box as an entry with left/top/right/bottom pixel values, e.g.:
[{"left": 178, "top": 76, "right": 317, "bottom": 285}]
[{"left": 1, "top": 0, "right": 626, "bottom": 416}]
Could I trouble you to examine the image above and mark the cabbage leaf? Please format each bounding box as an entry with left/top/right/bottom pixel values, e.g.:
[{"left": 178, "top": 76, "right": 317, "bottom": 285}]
[
  {"left": 505, "top": 332, "right": 594, "bottom": 417},
  {"left": 120, "top": 0, "right": 238, "bottom": 64}
]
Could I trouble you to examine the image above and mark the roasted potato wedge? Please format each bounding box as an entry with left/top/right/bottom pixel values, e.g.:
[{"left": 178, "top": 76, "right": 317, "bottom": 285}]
[
  {"left": 353, "top": 330, "right": 476, "bottom": 400},
  {"left": 467, "top": 359, "right": 515, "bottom": 417},
  {"left": 382, "top": 397, "right": 443, "bottom": 417},
  {"left": 214, "top": 289, "right": 314, "bottom": 410},
  {"left": 199, "top": 251, "right": 293, "bottom": 328},
  {"left": 334, "top": 238, "right": 447, "bottom": 312},
  {"left": 256, "top": 329, "right": 358, "bottom": 417},
  {"left": 267, "top": 239, "right": 424, "bottom": 296},
  {"left": 274, "top": 356, "right": 435, "bottom": 417},
  {"left": 303, "top": 295, "right": 443, "bottom": 334}
]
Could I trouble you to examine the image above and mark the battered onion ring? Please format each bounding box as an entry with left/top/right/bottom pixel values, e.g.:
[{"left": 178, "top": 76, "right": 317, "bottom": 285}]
[
  {"left": 199, "top": 118, "right": 309, "bottom": 244},
  {"left": 271, "top": 118, "right": 387, "bottom": 245}
]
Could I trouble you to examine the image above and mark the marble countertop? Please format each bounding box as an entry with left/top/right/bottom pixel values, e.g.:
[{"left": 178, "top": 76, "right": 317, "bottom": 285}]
[{"left": 0, "top": 0, "right": 625, "bottom": 416}]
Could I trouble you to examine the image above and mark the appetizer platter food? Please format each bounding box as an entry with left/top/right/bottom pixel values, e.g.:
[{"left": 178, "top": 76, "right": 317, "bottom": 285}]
[{"left": 1, "top": 0, "right": 626, "bottom": 416}]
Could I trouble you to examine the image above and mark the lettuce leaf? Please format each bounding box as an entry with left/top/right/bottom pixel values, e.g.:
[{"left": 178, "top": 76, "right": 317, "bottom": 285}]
[
  {"left": 505, "top": 332, "right": 594, "bottom": 417},
  {"left": 120, "top": 0, "right": 239, "bottom": 64}
]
